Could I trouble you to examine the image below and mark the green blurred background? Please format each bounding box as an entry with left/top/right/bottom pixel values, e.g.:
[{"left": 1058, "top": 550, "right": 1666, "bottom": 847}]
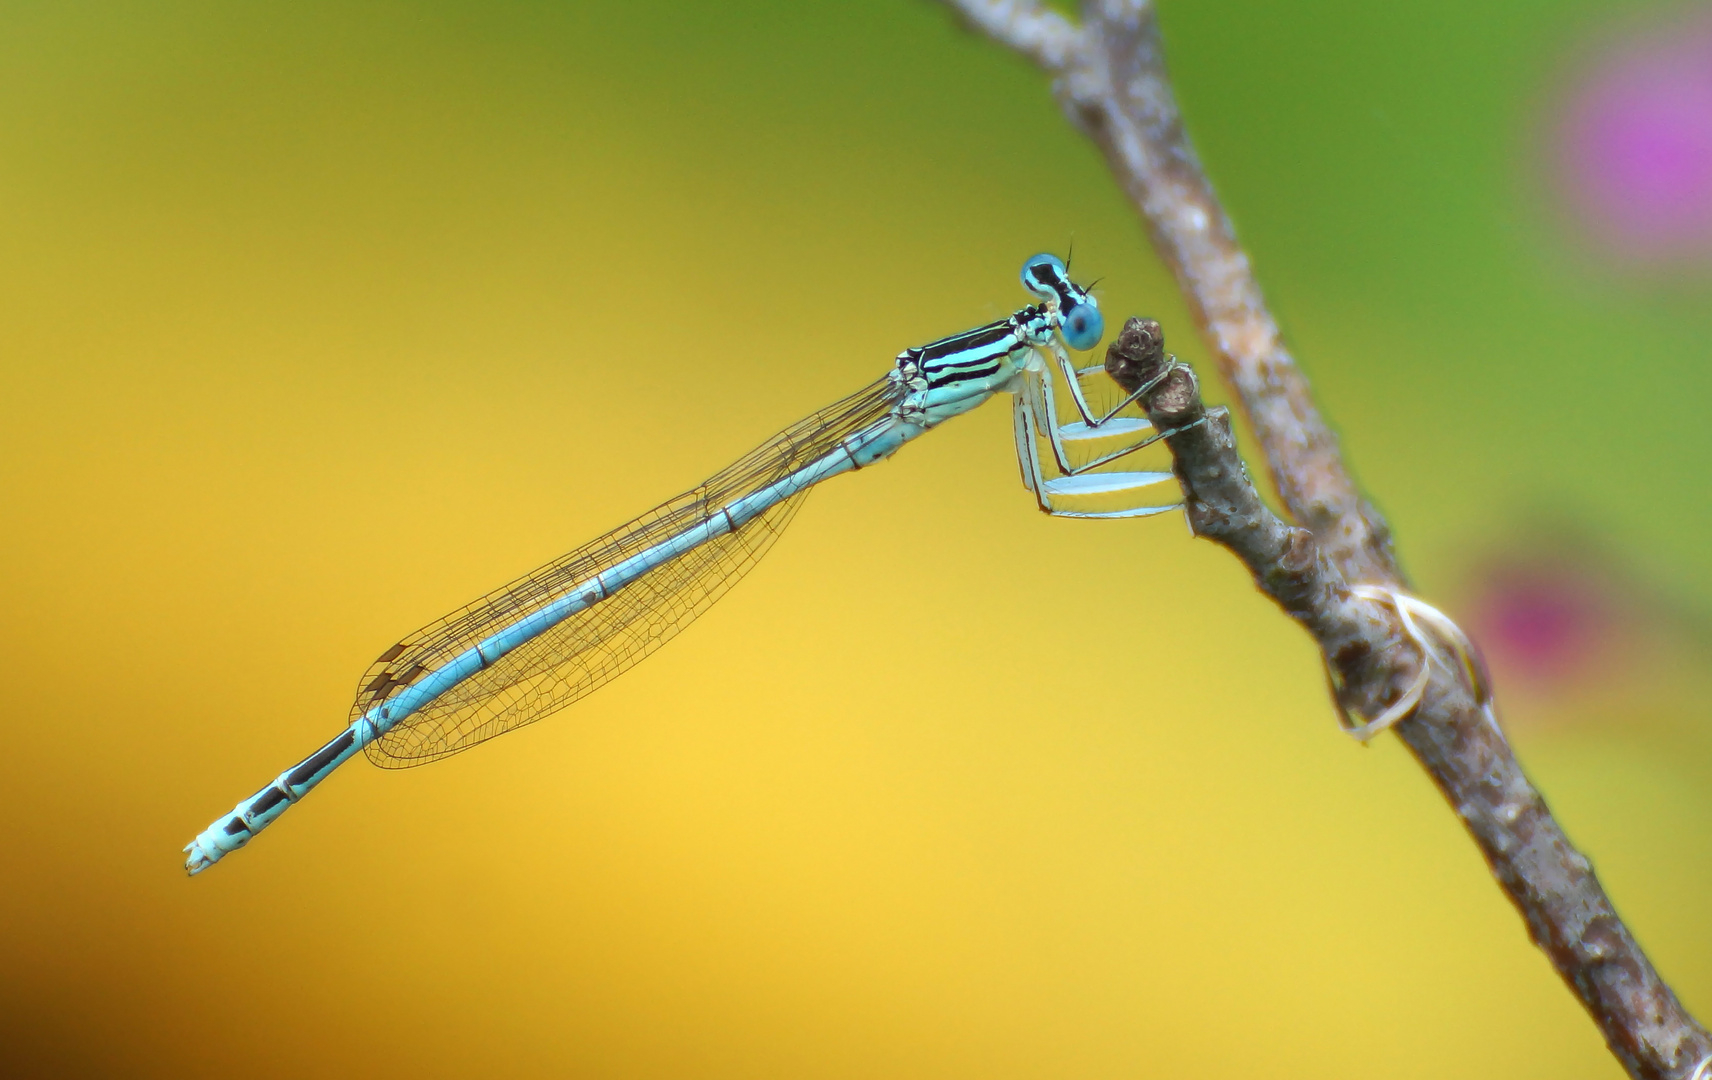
[{"left": 1, "top": 1, "right": 1707, "bottom": 1076}]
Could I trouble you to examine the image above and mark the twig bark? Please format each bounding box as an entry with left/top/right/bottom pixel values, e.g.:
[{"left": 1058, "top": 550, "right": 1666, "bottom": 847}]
[{"left": 937, "top": 2, "right": 1712, "bottom": 1077}]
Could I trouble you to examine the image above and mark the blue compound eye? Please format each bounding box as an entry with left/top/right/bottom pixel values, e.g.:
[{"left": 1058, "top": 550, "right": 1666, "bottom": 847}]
[
  {"left": 1020, "top": 253, "right": 1067, "bottom": 299},
  {"left": 1060, "top": 301, "right": 1104, "bottom": 351}
]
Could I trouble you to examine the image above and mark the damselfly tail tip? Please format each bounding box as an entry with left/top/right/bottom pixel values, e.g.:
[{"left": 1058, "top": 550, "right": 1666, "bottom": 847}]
[{"left": 184, "top": 840, "right": 217, "bottom": 876}]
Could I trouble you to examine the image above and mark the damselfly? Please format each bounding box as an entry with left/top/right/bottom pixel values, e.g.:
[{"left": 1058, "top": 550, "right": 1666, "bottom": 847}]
[{"left": 184, "top": 254, "right": 1180, "bottom": 874}]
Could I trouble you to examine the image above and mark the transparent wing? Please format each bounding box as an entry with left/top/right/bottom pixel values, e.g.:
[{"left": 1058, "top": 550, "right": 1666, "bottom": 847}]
[{"left": 353, "top": 376, "right": 899, "bottom": 768}]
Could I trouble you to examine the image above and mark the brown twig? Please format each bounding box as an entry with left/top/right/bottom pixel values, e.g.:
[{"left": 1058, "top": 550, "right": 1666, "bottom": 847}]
[{"left": 938, "top": 1, "right": 1712, "bottom": 1076}]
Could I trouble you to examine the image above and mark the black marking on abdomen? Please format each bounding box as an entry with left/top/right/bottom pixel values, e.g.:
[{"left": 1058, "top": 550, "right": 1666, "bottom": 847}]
[
  {"left": 224, "top": 818, "right": 252, "bottom": 836},
  {"left": 248, "top": 785, "right": 289, "bottom": 817},
  {"left": 287, "top": 729, "right": 358, "bottom": 787}
]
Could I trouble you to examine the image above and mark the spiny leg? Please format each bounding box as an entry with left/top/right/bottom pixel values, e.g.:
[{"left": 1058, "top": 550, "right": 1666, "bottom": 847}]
[
  {"left": 1042, "top": 337, "right": 1176, "bottom": 431},
  {"left": 1026, "top": 363, "right": 1177, "bottom": 478},
  {"left": 1012, "top": 388, "right": 1180, "bottom": 519},
  {"left": 1013, "top": 386, "right": 1038, "bottom": 495}
]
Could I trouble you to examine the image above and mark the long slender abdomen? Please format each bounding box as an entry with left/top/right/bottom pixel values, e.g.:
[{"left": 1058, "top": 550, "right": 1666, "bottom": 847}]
[{"left": 181, "top": 416, "right": 911, "bottom": 875}]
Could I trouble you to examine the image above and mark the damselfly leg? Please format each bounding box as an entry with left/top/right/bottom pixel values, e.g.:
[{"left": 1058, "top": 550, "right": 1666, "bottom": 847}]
[
  {"left": 1041, "top": 334, "right": 1163, "bottom": 432},
  {"left": 1023, "top": 346, "right": 1177, "bottom": 477},
  {"left": 1011, "top": 355, "right": 1181, "bottom": 520}
]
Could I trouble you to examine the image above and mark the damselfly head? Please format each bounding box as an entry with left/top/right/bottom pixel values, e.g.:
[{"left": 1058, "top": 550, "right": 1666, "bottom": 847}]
[{"left": 1020, "top": 253, "right": 1104, "bottom": 351}]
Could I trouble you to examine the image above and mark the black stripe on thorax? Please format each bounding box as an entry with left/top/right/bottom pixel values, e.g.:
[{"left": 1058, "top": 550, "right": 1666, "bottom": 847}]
[
  {"left": 909, "top": 321, "right": 1020, "bottom": 389},
  {"left": 927, "top": 361, "right": 1003, "bottom": 387},
  {"left": 912, "top": 320, "right": 1016, "bottom": 365}
]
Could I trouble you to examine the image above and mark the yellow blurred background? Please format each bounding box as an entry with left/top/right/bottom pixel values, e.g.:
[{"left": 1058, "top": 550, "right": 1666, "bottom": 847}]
[{"left": 1, "top": 1, "right": 1707, "bottom": 1077}]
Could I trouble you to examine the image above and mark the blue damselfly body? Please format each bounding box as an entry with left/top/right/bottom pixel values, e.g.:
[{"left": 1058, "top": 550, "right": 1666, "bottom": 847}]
[{"left": 184, "top": 254, "right": 1179, "bottom": 874}]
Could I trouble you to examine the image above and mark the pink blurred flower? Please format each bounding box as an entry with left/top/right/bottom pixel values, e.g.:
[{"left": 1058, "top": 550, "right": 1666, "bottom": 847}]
[
  {"left": 1467, "top": 562, "right": 1619, "bottom": 686},
  {"left": 1554, "top": 9, "right": 1712, "bottom": 261},
  {"left": 1457, "top": 518, "right": 1711, "bottom": 734}
]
